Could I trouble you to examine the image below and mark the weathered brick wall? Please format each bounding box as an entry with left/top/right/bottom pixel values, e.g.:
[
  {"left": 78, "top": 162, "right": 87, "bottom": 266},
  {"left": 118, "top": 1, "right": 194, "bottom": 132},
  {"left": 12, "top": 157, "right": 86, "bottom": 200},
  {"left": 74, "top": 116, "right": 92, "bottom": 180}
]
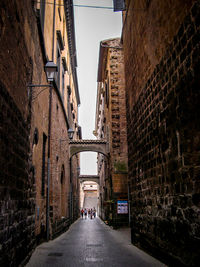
[
  {"left": 0, "top": 0, "right": 42, "bottom": 265},
  {"left": 97, "top": 38, "right": 128, "bottom": 226},
  {"left": 0, "top": 81, "right": 35, "bottom": 266},
  {"left": 108, "top": 41, "right": 128, "bottom": 226},
  {"left": 123, "top": 0, "right": 200, "bottom": 265},
  {"left": 71, "top": 154, "right": 80, "bottom": 221},
  {"left": 106, "top": 39, "right": 128, "bottom": 170},
  {"left": 50, "top": 91, "right": 70, "bottom": 237},
  {"left": 112, "top": 174, "right": 127, "bottom": 193}
]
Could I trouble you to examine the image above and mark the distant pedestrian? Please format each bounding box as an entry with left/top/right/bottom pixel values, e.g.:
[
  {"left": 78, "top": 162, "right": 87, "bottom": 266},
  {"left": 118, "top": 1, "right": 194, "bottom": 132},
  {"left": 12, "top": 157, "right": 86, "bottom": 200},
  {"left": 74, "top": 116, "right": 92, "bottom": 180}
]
[
  {"left": 93, "top": 208, "right": 96, "bottom": 218},
  {"left": 84, "top": 208, "right": 87, "bottom": 219},
  {"left": 81, "top": 209, "right": 84, "bottom": 219},
  {"left": 90, "top": 209, "right": 93, "bottom": 219}
]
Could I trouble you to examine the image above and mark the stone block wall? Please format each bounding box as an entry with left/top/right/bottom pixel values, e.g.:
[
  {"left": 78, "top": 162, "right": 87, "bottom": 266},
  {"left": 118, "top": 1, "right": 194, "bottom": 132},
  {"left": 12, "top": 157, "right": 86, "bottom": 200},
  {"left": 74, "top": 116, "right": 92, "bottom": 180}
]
[
  {"left": 123, "top": 0, "right": 200, "bottom": 265},
  {"left": 0, "top": 81, "right": 35, "bottom": 266},
  {"left": 97, "top": 38, "right": 128, "bottom": 226},
  {"left": 112, "top": 173, "right": 127, "bottom": 193},
  {"left": 0, "top": 0, "right": 37, "bottom": 265}
]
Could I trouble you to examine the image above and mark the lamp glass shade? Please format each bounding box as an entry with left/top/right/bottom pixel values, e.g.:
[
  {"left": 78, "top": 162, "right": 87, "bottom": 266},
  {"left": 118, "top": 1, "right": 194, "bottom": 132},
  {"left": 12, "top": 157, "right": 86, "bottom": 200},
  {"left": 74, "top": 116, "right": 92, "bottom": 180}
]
[
  {"left": 44, "top": 61, "right": 57, "bottom": 82},
  {"left": 68, "top": 128, "right": 74, "bottom": 140}
]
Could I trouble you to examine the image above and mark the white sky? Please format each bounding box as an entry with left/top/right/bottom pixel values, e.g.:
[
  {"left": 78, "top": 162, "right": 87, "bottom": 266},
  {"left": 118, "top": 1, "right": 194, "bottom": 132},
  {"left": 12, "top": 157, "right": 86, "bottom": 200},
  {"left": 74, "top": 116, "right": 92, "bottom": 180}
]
[{"left": 74, "top": 0, "right": 122, "bottom": 174}]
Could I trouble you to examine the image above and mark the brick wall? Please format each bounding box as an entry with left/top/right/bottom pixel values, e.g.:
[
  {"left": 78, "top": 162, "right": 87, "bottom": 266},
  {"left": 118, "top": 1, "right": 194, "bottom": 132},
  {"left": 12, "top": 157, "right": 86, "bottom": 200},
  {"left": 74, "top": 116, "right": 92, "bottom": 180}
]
[
  {"left": 0, "top": 81, "right": 35, "bottom": 266},
  {"left": 49, "top": 89, "right": 70, "bottom": 237},
  {"left": 0, "top": 0, "right": 80, "bottom": 264},
  {"left": 0, "top": 0, "right": 51, "bottom": 266},
  {"left": 0, "top": 0, "right": 37, "bottom": 265},
  {"left": 107, "top": 41, "right": 128, "bottom": 226},
  {"left": 123, "top": 0, "right": 200, "bottom": 265},
  {"left": 96, "top": 38, "right": 128, "bottom": 226}
]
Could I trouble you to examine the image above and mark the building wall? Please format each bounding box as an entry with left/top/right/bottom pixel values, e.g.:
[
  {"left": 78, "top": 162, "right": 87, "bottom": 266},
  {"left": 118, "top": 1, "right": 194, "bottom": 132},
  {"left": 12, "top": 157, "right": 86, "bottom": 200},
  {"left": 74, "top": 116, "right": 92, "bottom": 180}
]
[
  {"left": 96, "top": 38, "right": 128, "bottom": 226},
  {"left": 123, "top": 0, "right": 200, "bottom": 265},
  {"left": 31, "top": 0, "right": 80, "bottom": 239},
  {"left": 49, "top": 91, "right": 71, "bottom": 237},
  {"left": 0, "top": 0, "right": 80, "bottom": 265},
  {"left": 0, "top": 0, "right": 38, "bottom": 265},
  {"left": 71, "top": 154, "right": 80, "bottom": 220}
]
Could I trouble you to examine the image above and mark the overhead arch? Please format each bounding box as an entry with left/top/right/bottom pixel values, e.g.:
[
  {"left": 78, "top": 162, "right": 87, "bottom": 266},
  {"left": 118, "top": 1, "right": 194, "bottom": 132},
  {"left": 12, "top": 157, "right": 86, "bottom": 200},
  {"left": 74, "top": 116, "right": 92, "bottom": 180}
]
[
  {"left": 79, "top": 175, "right": 100, "bottom": 185},
  {"left": 69, "top": 139, "right": 108, "bottom": 158}
]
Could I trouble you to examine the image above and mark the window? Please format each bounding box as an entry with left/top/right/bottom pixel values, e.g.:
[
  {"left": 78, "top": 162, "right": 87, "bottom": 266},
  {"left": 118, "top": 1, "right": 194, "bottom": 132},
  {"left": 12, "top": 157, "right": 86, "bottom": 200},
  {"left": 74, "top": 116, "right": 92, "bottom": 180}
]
[
  {"left": 63, "top": 17, "right": 66, "bottom": 46},
  {"left": 56, "top": 43, "right": 61, "bottom": 90},
  {"left": 58, "top": 0, "right": 62, "bottom": 21},
  {"left": 105, "top": 79, "right": 109, "bottom": 107},
  {"left": 41, "top": 133, "right": 47, "bottom": 196},
  {"left": 40, "top": 0, "right": 46, "bottom": 32},
  {"left": 62, "top": 64, "right": 65, "bottom": 101},
  {"left": 57, "top": 30, "right": 64, "bottom": 51},
  {"left": 67, "top": 86, "right": 71, "bottom": 121}
]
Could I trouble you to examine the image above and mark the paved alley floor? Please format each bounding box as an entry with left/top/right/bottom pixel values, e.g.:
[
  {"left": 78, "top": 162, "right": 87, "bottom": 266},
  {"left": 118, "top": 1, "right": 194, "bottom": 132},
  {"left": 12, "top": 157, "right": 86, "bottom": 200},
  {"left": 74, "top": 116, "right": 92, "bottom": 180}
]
[{"left": 26, "top": 217, "right": 165, "bottom": 267}]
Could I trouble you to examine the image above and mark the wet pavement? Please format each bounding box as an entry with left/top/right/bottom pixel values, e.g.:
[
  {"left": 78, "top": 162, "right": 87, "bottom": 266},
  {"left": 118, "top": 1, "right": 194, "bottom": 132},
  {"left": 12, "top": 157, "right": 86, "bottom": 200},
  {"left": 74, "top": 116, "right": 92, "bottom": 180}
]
[{"left": 26, "top": 217, "right": 165, "bottom": 267}]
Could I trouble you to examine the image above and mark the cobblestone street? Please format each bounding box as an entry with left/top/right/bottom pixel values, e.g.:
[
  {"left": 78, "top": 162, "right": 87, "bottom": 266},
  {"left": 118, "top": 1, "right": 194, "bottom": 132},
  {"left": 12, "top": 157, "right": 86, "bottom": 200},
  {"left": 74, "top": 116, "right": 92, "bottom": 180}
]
[{"left": 26, "top": 217, "right": 165, "bottom": 267}]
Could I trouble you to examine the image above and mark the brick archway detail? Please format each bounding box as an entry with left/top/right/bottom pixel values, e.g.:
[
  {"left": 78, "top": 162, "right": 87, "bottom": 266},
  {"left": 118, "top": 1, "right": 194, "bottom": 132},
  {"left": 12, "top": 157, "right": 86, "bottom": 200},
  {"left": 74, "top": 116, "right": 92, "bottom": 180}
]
[
  {"left": 69, "top": 139, "right": 108, "bottom": 158},
  {"left": 79, "top": 175, "right": 100, "bottom": 184}
]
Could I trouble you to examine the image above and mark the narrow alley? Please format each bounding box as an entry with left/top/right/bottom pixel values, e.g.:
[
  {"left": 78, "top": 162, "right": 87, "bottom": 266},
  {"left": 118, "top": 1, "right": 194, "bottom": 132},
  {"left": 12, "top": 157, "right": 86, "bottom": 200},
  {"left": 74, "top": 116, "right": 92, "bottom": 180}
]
[
  {"left": 26, "top": 217, "right": 164, "bottom": 267},
  {"left": 0, "top": 0, "right": 200, "bottom": 266}
]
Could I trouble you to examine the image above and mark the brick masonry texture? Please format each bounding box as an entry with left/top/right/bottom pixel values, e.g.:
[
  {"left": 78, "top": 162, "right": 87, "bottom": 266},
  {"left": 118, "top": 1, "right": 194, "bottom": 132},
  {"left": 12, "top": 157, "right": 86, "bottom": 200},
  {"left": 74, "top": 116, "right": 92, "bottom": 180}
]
[
  {"left": 0, "top": 1, "right": 80, "bottom": 264},
  {"left": 123, "top": 0, "right": 200, "bottom": 265},
  {"left": 96, "top": 38, "right": 128, "bottom": 226},
  {"left": 0, "top": 0, "right": 38, "bottom": 265},
  {"left": 0, "top": 82, "right": 35, "bottom": 266}
]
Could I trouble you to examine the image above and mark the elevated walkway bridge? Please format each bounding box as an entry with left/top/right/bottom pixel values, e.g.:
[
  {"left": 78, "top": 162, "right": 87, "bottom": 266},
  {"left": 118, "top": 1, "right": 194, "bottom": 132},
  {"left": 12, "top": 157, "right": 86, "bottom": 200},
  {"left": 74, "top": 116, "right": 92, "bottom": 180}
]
[
  {"left": 79, "top": 175, "right": 100, "bottom": 184},
  {"left": 69, "top": 139, "right": 108, "bottom": 158}
]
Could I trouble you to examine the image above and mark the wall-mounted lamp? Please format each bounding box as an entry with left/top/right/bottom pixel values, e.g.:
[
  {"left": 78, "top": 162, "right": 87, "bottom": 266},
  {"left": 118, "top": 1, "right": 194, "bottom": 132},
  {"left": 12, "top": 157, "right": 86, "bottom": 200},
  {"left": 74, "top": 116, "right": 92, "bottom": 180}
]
[
  {"left": 44, "top": 61, "right": 58, "bottom": 82},
  {"left": 28, "top": 61, "right": 57, "bottom": 89},
  {"left": 68, "top": 128, "right": 75, "bottom": 140},
  {"left": 59, "top": 128, "right": 75, "bottom": 147}
]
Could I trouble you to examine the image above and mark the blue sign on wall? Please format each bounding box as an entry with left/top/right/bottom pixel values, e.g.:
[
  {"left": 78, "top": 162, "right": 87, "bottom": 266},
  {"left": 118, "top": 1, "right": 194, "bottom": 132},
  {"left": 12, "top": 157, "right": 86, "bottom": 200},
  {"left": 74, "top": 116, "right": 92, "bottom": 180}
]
[{"left": 117, "top": 200, "right": 128, "bottom": 214}]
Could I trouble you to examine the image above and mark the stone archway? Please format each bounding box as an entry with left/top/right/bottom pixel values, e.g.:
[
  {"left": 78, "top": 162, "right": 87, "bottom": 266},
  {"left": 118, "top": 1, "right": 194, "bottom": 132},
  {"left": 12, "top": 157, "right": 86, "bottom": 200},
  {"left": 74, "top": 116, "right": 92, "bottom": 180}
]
[
  {"left": 69, "top": 139, "right": 108, "bottom": 158},
  {"left": 79, "top": 175, "right": 100, "bottom": 184}
]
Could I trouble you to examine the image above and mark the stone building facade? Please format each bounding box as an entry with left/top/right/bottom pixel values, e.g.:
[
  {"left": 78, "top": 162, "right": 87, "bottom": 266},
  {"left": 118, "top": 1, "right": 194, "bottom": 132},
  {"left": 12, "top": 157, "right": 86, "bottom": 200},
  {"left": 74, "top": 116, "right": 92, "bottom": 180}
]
[
  {"left": 122, "top": 0, "right": 200, "bottom": 265},
  {"left": 95, "top": 38, "right": 128, "bottom": 227},
  {"left": 0, "top": 0, "right": 80, "bottom": 265}
]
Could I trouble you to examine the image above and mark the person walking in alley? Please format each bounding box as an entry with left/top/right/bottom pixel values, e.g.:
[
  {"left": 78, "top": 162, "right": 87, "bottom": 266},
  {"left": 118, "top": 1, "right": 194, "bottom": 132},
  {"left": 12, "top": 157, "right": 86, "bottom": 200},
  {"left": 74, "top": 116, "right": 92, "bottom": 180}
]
[
  {"left": 84, "top": 208, "right": 87, "bottom": 219},
  {"left": 93, "top": 208, "right": 96, "bottom": 218},
  {"left": 81, "top": 208, "right": 84, "bottom": 219},
  {"left": 90, "top": 208, "right": 93, "bottom": 219}
]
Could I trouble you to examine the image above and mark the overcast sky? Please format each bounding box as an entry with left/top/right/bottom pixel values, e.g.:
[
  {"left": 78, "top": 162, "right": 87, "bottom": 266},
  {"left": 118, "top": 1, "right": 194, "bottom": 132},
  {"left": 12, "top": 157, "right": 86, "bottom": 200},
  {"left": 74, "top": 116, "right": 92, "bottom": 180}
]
[{"left": 74, "top": 0, "right": 122, "bottom": 174}]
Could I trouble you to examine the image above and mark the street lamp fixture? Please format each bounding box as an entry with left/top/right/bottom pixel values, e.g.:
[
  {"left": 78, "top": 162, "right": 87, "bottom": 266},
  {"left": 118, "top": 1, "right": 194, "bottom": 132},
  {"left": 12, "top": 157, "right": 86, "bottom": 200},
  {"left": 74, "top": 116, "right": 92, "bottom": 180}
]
[
  {"left": 28, "top": 61, "right": 57, "bottom": 89},
  {"left": 68, "top": 128, "right": 75, "bottom": 140},
  {"left": 44, "top": 61, "right": 58, "bottom": 82}
]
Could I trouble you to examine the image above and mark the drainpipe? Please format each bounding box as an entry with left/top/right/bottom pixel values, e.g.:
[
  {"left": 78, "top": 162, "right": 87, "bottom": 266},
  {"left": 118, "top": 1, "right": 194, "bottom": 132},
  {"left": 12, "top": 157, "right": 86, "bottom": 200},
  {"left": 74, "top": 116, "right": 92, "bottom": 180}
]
[
  {"left": 46, "top": 0, "right": 56, "bottom": 242},
  {"left": 52, "top": 0, "right": 56, "bottom": 61},
  {"left": 69, "top": 157, "right": 73, "bottom": 223},
  {"left": 46, "top": 85, "right": 52, "bottom": 241}
]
